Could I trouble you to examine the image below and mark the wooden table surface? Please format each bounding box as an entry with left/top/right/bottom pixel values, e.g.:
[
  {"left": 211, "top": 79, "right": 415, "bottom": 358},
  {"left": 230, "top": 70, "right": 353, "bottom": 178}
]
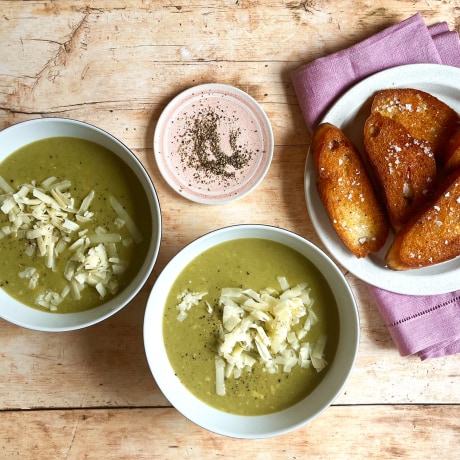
[{"left": 1, "top": 1, "right": 459, "bottom": 458}]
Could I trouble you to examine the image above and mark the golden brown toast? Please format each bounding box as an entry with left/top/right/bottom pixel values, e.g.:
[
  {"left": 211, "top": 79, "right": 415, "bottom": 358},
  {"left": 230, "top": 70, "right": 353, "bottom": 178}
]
[
  {"left": 363, "top": 113, "right": 437, "bottom": 231},
  {"left": 371, "top": 88, "right": 459, "bottom": 158},
  {"left": 311, "top": 123, "right": 389, "bottom": 258},
  {"left": 385, "top": 168, "right": 460, "bottom": 270},
  {"left": 444, "top": 125, "right": 460, "bottom": 172}
]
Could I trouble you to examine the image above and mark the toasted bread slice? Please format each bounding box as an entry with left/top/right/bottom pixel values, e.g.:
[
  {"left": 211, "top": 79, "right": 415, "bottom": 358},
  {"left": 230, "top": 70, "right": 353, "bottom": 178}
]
[
  {"left": 363, "top": 113, "right": 437, "bottom": 231},
  {"left": 445, "top": 125, "right": 460, "bottom": 172},
  {"left": 385, "top": 168, "right": 460, "bottom": 270},
  {"left": 371, "top": 88, "right": 459, "bottom": 158},
  {"left": 311, "top": 123, "right": 389, "bottom": 258}
]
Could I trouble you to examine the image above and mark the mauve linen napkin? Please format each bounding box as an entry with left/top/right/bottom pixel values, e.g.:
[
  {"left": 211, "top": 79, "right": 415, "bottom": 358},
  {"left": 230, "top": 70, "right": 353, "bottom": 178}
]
[{"left": 291, "top": 13, "right": 460, "bottom": 359}]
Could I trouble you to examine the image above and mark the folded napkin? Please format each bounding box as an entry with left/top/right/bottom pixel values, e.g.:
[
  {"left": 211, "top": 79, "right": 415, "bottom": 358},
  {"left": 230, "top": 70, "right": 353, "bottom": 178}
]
[
  {"left": 292, "top": 12, "right": 460, "bottom": 133},
  {"left": 370, "top": 288, "right": 460, "bottom": 360},
  {"left": 291, "top": 13, "right": 460, "bottom": 359}
]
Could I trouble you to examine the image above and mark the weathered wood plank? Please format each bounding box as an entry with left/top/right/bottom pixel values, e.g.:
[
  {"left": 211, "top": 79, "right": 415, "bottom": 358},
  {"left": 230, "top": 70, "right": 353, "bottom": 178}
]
[
  {"left": 0, "top": 1, "right": 459, "bottom": 458},
  {"left": 1, "top": 405, "right": 459, "bottom": 459}
]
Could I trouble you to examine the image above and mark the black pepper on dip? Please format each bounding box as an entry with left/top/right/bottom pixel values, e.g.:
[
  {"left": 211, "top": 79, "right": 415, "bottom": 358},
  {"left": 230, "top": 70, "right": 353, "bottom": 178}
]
[{"left": 177, "top": 107, "right": 253, "bottom": 186}]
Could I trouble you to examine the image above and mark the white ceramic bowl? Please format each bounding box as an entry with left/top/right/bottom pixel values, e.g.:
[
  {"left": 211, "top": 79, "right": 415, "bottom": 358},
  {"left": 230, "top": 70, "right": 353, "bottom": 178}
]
[
  {"left": 144, "top": 225, "right": 359, "bottom": 439},
  {"left": 0, "top": 118, "right": 162, "bottom": 331}
]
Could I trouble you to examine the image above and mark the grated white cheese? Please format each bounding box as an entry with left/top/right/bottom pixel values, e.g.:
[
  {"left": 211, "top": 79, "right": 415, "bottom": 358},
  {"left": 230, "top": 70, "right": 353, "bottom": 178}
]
[
  {"left": 0, "top": 176, "right": 14, "bottom": 194},
  {"left": 0, "top": 175, "right": 142, "bottom": 311},
  {"left": 215, "top": 357, "right": 226, "bottom": 396},
  {"left": 215, "top": 278, "right": 327, "bottom": 395},
  {"left": 175, "top": 289, "right": 208, "bottom": 321},
  {"left": 175, "top": 276, "right": 328, "bottom": 397},
  {"left": 109, "top": 196, "right": 143, "bottom": 244}
]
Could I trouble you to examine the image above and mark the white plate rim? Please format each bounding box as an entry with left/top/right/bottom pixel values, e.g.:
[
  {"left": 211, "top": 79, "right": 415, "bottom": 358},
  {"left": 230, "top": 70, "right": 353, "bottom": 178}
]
[
  {"left": 153, "top": 83, "right": 274, "bottom": 205},
  {"left": 304, "top": 63, "right": 460, "bottom": 295}
]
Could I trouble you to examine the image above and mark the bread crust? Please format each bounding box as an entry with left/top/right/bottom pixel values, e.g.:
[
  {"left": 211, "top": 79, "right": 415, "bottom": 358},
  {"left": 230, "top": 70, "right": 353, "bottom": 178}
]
[
  {"left": 445, "top": 125, "right": 460, "bottom": 172},
  {"left": 311, "top": 123, "right": 389, "bottom": 258},
  {"left": 371, "top": 88, "right": 459, "bottom": 159},
  {"left": 385, "top": 169, "right": 460, "bottom": 270},
  {"left": 363, "top": 113, "right": 437, "bottom": 231}
]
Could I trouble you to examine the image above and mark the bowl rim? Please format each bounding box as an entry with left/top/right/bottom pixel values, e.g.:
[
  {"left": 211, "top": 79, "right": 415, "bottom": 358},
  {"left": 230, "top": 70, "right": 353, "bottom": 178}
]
[
  {"left": 143, "top": 224, "right": 360, "bottom": 439},
  {"left": 0, "top": 117, "right": 162, "bottom": 331}
]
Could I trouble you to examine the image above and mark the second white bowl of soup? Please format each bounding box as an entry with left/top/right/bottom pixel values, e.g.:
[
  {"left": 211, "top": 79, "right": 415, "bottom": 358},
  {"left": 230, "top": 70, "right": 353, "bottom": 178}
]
[
  {"left": 144, "top": 224, "right": 359, "bottom": 439},
  {"left": 0, "top": 118, "right": 161, "bottom": 331}
]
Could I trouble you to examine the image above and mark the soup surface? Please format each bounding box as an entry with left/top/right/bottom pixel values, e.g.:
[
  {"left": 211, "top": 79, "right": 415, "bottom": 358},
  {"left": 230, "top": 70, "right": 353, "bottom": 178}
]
[
  {"left": 0, "top": 137, "right": 151, "bottom": 313},
  {"left": 163, "top": 238, "right": 339, "bottom": 415}
]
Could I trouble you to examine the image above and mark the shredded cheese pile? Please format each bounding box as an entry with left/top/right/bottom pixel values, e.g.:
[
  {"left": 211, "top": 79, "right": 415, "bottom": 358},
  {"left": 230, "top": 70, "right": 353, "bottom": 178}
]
[
  {"left": 0, "top": 175, "right": 142, "bottom": 311},
  {"left": 176, "top": 289, "right": 208, "bottom": 321},
  {"left": 175, "top": 276, "right": 328, "bottom": 397}
]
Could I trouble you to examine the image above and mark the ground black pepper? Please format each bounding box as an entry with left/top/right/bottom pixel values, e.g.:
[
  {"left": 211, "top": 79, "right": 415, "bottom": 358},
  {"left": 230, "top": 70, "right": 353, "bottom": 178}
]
[{"left": 175, "top": 105, "right": 254, "bottom": 187}]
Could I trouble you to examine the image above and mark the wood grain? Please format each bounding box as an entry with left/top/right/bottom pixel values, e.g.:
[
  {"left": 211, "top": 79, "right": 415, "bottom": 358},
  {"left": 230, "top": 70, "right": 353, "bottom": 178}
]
[
  {"left": 0, "top": 1, "right": 459, "bottom": 458},
  {"left": 1, "top": 406, "right": 459, "bottom": 459}
]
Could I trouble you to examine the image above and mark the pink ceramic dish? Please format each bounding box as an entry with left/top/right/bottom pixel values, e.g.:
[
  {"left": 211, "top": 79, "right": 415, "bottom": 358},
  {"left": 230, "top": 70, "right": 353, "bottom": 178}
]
[{"left": 154, "top": 84, "right": 274, "bottom": 204}]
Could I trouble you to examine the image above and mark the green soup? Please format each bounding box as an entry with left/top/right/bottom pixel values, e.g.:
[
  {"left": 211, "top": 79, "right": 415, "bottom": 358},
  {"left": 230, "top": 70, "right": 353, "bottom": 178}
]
[
  {"left": 163, "top": 238, "right": 339, "bottom": 416},
  {"left": 0, "top": 137, "right": 152, "bottom": 313}
]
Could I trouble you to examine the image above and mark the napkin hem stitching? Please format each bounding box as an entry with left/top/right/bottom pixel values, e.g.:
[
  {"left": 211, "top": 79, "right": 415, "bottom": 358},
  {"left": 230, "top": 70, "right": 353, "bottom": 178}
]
[{"left": 389, "top": 295, "right": 460, "bottom": 327}]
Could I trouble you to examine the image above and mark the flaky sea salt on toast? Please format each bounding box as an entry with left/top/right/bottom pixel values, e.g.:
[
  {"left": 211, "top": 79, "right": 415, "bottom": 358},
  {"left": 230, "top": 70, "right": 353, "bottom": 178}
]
[
  {"left": 371, "top": 88, "right": 459, "bottom": 159},
  {"left": 364, "top": 113, "right": 437, "bottom": 231},
  {"left": 385, "top": 168, "right": 460, "bottom": 270}
]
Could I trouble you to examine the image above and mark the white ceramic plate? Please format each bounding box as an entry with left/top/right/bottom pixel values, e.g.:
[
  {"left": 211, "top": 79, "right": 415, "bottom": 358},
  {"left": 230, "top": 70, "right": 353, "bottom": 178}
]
[
  {"left": 305, "top": 64, "right": 460, "bottom": 295},
  {"left": 154, "top": 83, "right": 274, "bottom": 204}
]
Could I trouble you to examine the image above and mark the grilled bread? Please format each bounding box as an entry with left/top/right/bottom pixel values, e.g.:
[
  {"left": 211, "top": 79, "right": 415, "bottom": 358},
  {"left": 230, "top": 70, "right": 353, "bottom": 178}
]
[
  {"left": 385, "top": 168, "right": 460, "bottom": 270},
  {"left": 363, "top": 113, "right": 437, "bottom": 231},
  {"left": 371, "top": 88, "right": 459, "bottom": 158},
  {"left": 311, "top": 123, "right": 389, "bottom": 258},
  {"left": 444, "top": 125, "right": 460, "bottom": 172}
]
